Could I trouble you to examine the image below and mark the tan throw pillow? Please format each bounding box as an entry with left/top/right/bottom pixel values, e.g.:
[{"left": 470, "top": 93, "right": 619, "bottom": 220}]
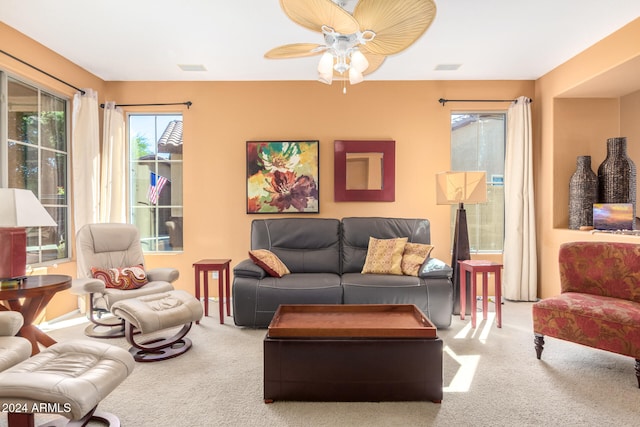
[
  {"left": 249, "top": 249, "right": 290, "bottom": 278},
  {"left": 91, "top": 265, "right": 148, "bottom": 290},
  {"left": 401, "top": 243, "right": 435, "bottom": 276},
  {"left": 361, "top": 237, "right": 408, "bottom": 275}
]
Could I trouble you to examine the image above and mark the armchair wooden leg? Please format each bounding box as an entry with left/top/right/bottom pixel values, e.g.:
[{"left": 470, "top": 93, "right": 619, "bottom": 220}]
[
  {"left": 534, "top": 334, "right": 544, "bottom": 359},
  {"left": 635, "top": 359, "right": 640, "bottom": 389}
]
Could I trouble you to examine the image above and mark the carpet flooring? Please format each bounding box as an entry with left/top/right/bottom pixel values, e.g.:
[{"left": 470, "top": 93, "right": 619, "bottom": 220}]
[{"left": 1, "top": 300, "right": 638, "bottom": 426}]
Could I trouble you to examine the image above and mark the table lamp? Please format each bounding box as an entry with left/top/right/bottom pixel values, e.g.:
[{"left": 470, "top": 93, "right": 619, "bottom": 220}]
[
  {"left": 0, "top": 188, "right": 57, "bottom": 281},
  {"left": 436, "top": 171, "right": 487, "bottom": 315}
]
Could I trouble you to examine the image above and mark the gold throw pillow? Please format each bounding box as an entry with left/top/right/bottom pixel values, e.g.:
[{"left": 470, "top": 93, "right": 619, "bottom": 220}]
[
  {"left": 361, "top": 237, "right": 408, "bottom": 275},
  {"left": 401, "top": 243, "right": 435, "bottom": 276}
]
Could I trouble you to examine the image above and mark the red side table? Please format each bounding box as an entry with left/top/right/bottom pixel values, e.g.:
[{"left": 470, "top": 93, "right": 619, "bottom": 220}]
[
  {"left": 458, "top": 260, "right": 503, "bottom": 328},
  {"left": 193, "top": 259, "right": 231, "bottom": 324}
]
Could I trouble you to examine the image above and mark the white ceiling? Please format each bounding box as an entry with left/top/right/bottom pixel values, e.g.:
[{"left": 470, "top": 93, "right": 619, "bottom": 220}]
[{"left": 1, "top": 0, "right": 640, "bottom": 82}]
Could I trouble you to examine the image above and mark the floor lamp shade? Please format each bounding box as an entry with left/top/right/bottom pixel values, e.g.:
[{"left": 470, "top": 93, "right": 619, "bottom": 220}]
[
  {"left": 436, "top": 171, "right": 487, "bottom": 205},
  {"left": 0, "top": 189, "right": 57, "bottom": 280},
  {"left": 436, "top": 172, "right": 487, "bottom": 315}
]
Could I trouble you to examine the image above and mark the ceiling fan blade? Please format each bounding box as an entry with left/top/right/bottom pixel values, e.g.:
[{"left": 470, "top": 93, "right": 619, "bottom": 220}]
[
  {"left": 354, "top": 0, "right": 436, "bottom": 55},
  {"left": 361, "top": 51, "right": 386, "bottom": 75},
  {"left": 265, "top": 43, "right": 325, "bottom": 59},
  {"left": 279, "top": 0, "right": 359, "bottom": 34}
]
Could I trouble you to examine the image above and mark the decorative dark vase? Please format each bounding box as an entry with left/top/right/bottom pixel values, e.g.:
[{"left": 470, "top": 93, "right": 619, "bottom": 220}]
[
  {"left": 569, "top": 156, "right": 597, "bottom": 229},
  {"left": 597, "top": 137, "right": 636, "bottom": 227}
]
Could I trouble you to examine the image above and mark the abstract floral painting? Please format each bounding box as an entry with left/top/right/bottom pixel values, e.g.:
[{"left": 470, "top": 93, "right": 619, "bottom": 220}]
[{"left": 246, "top": 140, "right": 319, "bottom": 213}]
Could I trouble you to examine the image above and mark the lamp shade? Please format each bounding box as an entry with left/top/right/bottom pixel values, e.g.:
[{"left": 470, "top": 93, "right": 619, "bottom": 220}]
[
  {"left": 348, "top": 67, "right": 364, "bottom": 85},
  {"left": 350, "top": 49, "right": 369, "bottom": 73},
  {"left": 0, "top": 189, "right": 56, "bottom": 280},
  {"left": 317, "top": 52, "right": 334, "bottom": 84},
  {"left": 0, "top": 188, "right": 56, "bottom": 227},
  {"left": 436, "top": 171, "right": 487, "bottom": 205}
]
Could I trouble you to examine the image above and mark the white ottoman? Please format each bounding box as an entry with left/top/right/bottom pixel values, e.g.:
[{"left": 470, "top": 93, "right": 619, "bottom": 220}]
[
  {"left": 111, "top": 290, "right": 203, "bottom": 362},
  {"left": 0, "top": 339, "right": 135, "bottom": 427}
]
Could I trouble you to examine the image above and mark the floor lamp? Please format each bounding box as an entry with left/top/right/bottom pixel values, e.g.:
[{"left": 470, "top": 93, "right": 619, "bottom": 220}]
[
  {"left": 436, "top": 171, "right": 487, "bottom": 315},
  {"left": 0, "top": 188, "right": 57, "bottom": 281}
]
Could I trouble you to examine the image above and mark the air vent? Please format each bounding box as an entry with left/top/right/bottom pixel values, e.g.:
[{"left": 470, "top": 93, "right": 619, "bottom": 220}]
[
  {"left": 434, "top": 64, "right": 461, "bottom": 71},
  {"left": 178, "top": 64, "right": 207, "bottom": 72}
]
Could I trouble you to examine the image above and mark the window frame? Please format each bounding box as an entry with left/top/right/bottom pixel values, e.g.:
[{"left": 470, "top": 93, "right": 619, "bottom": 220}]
[
  {"left": 127, "top": 112, "right": 183, "bottom": 253},
  {"left": 450, "top": 110, "right": 506, "bottom": 254},
  {"left": 0, "top": 70, "right": 71, "bottom": 266}
]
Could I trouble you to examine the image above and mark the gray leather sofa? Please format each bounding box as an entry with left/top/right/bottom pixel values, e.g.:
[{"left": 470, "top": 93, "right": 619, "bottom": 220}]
[{"left": 232, "top": 217, "right": 453, "bottom": 328}]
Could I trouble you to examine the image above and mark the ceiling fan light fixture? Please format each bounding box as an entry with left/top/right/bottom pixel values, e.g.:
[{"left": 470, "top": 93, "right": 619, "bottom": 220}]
[
  {"left": 318, "top": 51, "right": 334, "bottom": 80},
  {"left": 318, "top": 73, "right": 333, "bottom": 85},
  {"left": 318, "top": 51, "right": 334, "bottom": 75},
  {"left": 318, "top": 52, "right": 334, "bottom": 84},
  {"left": 269, "top": 0, "right": 437, "bottom": 90},
  {"left": 348, "top": 67, "right": 364, "bottom": 85},
  {"left": 350, "top": 49, "right": 369, "bottom": 72}
]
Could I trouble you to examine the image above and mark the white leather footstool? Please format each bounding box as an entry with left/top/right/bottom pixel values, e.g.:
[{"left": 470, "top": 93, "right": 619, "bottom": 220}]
[
  {"left": 0, "top": 311, "right": 31, "bottom": 372},
  {"left": 0, "top": 339, "right": 134, "bottom": 427},
  {"left": 111, "top": 290, "right": 203, "bottom": 362}
]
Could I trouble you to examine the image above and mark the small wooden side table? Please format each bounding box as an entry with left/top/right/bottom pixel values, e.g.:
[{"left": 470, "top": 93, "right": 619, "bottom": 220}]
[
  {"left": 0, "top": 274, "right": 72, "bottom": 355},
  {"left": 458, "top": 260, "right": 503, "bottom": 328},
  {"left": 193, "top": 259, "right": 232, "bottom": 324}
]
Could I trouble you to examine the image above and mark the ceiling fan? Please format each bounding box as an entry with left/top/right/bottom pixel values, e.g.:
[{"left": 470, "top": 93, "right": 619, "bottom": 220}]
[{"left": 265, "top": 0, "right": 437, "bottom": 91}]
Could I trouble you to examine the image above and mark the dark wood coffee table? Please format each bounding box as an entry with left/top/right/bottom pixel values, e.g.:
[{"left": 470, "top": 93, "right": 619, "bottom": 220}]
[{"left": 264, "top": 304, "right": 443, "bottom": 403}]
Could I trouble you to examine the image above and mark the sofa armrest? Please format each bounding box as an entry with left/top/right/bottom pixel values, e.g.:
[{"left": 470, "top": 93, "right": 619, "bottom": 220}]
[
  {"left": 419, "top": 257, "right": 453, "bottom": 279},
  {"left": 147, "top": 267, "right": 180, "bottom": 283},
  {"left": 0, "top": 311, "right": 24, "bottom": 336},
  {"left": 233, "top": 259, "right": 267, "bottom": 279}
]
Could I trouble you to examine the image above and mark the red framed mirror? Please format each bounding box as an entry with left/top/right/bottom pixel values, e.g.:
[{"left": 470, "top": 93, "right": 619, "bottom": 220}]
[{"left": 334, "top": 140, "right": 395, "bottom": 202}]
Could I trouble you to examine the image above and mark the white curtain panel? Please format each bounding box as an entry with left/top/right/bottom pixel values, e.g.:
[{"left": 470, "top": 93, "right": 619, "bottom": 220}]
[
  {"left": 503, "top": 96, "right": 537, "bottom": 301},
  {"left": 71, "top": 89, "right": 100, "bottom": 234},
  {"left": 100, "top": 102, "right": 126, "bottom": 223}
]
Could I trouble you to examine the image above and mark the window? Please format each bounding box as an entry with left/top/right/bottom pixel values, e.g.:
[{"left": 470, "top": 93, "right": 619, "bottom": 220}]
[
  {"left": 1, "top": 73, "right": 69, "bottom": 265},
  {"left": 450, "top": 112, "right": 506, "bottom": 253},
  {"left": 128, "top": 114, "right": 183, "bottom": 252}
]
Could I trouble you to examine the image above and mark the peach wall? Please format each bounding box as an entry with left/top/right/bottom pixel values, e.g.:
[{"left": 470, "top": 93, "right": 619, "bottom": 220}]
[
  {"left": 106, "top": 79, "right": 532, "bottom": 301},
  {"left": 552, "top": 98, "right": 620, "bottom": 228},
  {"left": 536, "top": 17, "right": 640, "bottom": 298},
  {"left": 621, "top": 90, "right": 640, "bottom": 140}
]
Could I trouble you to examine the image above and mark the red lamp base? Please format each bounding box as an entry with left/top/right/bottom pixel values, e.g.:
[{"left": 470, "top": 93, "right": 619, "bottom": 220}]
[{"left": 0, "top": 228, "right": 27, "bottom": 280}]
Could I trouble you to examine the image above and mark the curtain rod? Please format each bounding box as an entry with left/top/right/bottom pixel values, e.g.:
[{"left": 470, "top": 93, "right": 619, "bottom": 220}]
[
  {"left": 100, "top": 101, "right": 193, "bottom": 109},
  {"left": 438, "top": 98, "right": 532, "bottom": 106},
  {"left": 0, "top": 49, "right": 85, "bottom": 94}
]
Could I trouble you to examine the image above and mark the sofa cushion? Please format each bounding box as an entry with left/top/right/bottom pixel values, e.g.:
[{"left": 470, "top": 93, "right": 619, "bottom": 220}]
[
  {"left": 342, "top": 217, "right": 431, "bottom": 274},
  {"left": 249, "top": 249, "right": 290, "bottom": 278},
  {"left": 251, "top": 218, "right": 341, "bottom": 274},
  {"left": 233, "top": 273, "right": 343, "bottom": 328},
  {"left": 401, "top": 243, "right": 434, "bottom": 276},
  {"left": 362, "top": 237, "right": 408, "bottom": 275}
]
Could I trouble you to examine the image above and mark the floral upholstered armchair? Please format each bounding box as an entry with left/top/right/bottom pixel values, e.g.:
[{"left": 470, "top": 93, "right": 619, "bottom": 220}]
[{"left": 532, "top": 241, "right": 640, "bottom": 388}]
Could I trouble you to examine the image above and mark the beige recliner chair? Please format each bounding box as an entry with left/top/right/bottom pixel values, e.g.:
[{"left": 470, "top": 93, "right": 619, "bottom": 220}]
[{"left": 71, "top": 223, "right": 177, "bottom": 338}]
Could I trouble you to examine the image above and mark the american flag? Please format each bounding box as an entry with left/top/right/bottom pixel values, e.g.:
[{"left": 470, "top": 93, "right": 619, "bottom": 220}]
[{"left": 148, "top": 172, "right": 168, "bottom": 205}]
